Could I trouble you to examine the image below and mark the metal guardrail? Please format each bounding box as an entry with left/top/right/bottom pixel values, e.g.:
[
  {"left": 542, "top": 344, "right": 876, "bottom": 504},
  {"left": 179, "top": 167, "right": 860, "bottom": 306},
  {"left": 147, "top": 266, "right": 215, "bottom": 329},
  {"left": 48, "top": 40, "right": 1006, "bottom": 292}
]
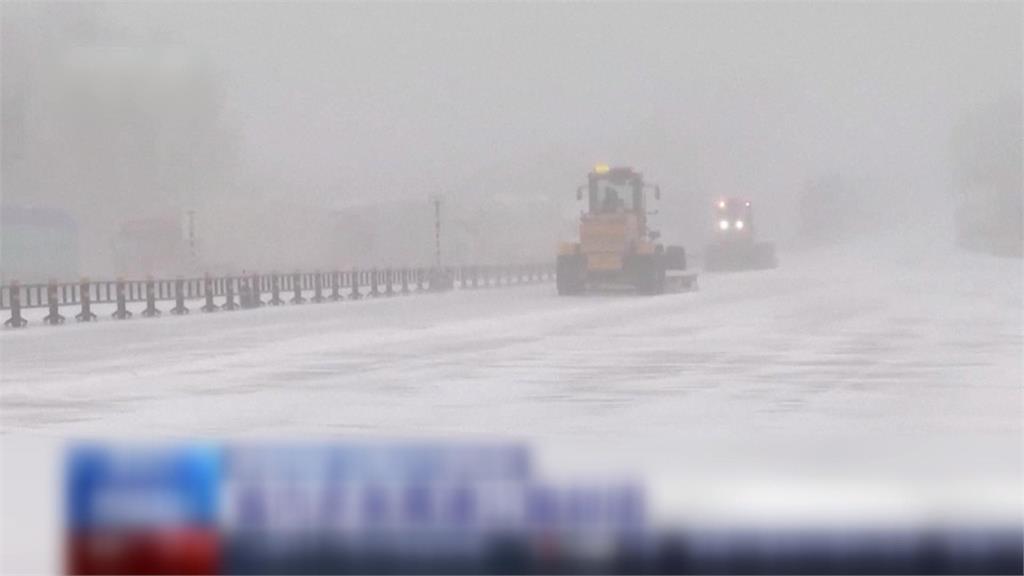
[{"left": 2, "top": 264, "right": 554, "bottom": 328}]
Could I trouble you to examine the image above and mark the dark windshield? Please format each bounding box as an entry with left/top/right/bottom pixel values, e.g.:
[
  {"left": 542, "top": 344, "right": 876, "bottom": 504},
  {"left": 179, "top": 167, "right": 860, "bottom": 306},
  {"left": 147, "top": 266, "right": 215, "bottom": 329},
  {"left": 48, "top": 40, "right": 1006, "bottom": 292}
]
[{"left": 590, "top": 177, "right": 640, "bottom": 214}]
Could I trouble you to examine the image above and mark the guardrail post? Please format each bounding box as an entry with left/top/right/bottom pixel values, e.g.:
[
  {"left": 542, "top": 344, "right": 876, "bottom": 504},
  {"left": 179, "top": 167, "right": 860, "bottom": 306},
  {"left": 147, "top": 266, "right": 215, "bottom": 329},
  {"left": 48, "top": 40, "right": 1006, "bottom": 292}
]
[
  {"left": 240, "top": 275, "right": 256, "bottom": 309},
  {"left": 400, "top": 268, "right": 410, "bottom": 295},
  {"left": 312, "top": 271, "right": 325, "bottom": 303},
  {"left": 142, "top": 278, "right": 160, "bottom": 317},
  {"left": 112, "top": 278, "right": 132, "bottom": 319},
  {"left": 40, "top": 279, "right": 66, "bottom": 325},
  {"left": 223, "top": 277, "right": 240, "bottom": 310},
  {"left": 3, "top": 281, "right": 27, "bottom": 328},
  {"left": 171, "top": 277, "right": 189, "bottom": 315},
  {"left": 201, "top": 275, "right": 218, "bottom": 312},
  {"left": 330, "top": 272, "right": 343, "bottom": 301},
  {"left": 415, "top": 268, "right": 424, "bottom": 292},
  {"left": 76, "top": 278, "right": 97, "bottom": 322},
  {"left": 250, "top": 273, "right": 263, "bottom": 307},
  {"left": 269, "top": 273, "right": 284, "bottom": 306},
  {"left": 289, "top": 272, "right": 305, "bottom": 304},
  {"left": 349, "top": 269, "right": 362, "bottom": 300},
  {"left": 369, "top": 268, "right": 380, "bottom": 297},
  {"left": 428, "top": 267, "right": 454, "bottom": 292},
  {"left": 385, "top": 268, "right": 395, "bottom": 297}
]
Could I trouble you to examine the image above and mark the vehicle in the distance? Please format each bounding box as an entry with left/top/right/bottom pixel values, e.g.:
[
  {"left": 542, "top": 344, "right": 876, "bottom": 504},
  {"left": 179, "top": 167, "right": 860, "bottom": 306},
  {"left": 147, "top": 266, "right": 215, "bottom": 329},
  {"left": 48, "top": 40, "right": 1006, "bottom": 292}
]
[{"left": 704, "top": 197, "right": 778, "bottom": 271}]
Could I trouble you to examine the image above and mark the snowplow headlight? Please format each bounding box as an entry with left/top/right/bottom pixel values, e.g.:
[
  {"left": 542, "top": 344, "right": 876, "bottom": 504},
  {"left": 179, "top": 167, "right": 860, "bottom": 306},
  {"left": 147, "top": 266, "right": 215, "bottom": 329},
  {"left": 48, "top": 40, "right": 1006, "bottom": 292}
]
[
  {"left": 735, "top": 220, "right": 745, "bottom": 230},
  {"left": 717, "top": 200, "right": 726, "bottom": 209},
  {"left": 719, "top": 219, "right": 730, "bottom": 230}
]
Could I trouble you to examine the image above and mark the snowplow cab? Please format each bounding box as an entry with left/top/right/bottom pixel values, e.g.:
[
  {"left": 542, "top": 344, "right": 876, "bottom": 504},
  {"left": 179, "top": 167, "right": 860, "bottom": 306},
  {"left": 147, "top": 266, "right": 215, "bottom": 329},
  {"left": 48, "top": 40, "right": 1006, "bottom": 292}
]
[
  {"left": 704, "top": 197, "right": 777, "bottom": 271},
  {"left": 556, "top": 165, "right": 694, "bottom": 295}
]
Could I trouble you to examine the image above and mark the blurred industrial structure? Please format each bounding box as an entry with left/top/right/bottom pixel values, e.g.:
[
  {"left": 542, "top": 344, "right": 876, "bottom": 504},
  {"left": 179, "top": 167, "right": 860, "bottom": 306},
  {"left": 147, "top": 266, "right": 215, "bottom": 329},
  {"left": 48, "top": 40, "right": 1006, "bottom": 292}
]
[{"left": 953, "top": 94, "right": 1022, "bottom": 258}]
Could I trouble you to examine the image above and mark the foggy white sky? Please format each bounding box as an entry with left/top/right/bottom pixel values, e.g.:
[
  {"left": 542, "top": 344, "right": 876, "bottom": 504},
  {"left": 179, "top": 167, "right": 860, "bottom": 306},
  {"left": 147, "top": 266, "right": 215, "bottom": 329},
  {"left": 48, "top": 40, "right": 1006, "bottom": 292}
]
[{"left": 104, "top": 2, "right": 1019, "bottom": 205}]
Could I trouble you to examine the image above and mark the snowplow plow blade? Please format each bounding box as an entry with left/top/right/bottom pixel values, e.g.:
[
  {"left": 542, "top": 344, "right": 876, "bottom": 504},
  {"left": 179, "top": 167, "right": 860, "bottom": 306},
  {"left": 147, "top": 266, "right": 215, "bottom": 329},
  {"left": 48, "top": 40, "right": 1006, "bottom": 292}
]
[
  {"left": 556, "top": 253, "right": 698, "bottom": 295},
  {"left": 665, "top": 270, "right": 699, "bottom": 292}
]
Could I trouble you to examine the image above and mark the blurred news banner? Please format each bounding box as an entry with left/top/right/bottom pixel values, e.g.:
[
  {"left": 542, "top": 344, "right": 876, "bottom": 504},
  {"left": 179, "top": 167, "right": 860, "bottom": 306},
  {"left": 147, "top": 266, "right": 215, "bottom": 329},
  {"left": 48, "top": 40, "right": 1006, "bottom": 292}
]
[{"left": 64, "top": 441, "right": 1021, "bottom": 575}]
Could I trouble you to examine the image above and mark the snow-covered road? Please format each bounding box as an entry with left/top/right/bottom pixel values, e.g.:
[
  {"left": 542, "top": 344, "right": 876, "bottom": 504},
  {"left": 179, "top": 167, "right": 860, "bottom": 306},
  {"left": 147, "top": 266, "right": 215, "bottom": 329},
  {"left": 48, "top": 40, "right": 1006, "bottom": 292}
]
[
  {"left": 1, "top": 239, "right": 1021, "bottom": 571},
  {"left": 3, "top": 241, "right": 1019, "bottom": 445}
]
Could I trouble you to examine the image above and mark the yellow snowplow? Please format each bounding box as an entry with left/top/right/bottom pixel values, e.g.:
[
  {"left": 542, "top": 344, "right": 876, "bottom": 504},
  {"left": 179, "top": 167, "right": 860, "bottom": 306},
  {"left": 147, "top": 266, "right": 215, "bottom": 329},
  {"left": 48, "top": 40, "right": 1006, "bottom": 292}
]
[{"left": 557, "top": 165, "right": 696, "bottom": 295}]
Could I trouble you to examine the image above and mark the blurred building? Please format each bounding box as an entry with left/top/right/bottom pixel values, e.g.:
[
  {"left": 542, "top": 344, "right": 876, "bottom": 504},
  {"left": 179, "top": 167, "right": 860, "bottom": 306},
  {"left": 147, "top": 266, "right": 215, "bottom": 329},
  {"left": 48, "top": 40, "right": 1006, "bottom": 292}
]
[
  {"left": 797, "top": 175, "right": 863, "bottom": 245},
  {"left": 0, "top": 205, "right": 79, "bottom": 283},
  {"left": 327, "top": 194, "right": 564, "bottom": 269},
  {"left": 112, "top": 217, "right": 190, "bottom": 278},
  {"left": 953, "top": 95, "right": 1023, "bottom": 258},
  {"left": 1, "top": 4, "right": 233, "bottom": 277}
]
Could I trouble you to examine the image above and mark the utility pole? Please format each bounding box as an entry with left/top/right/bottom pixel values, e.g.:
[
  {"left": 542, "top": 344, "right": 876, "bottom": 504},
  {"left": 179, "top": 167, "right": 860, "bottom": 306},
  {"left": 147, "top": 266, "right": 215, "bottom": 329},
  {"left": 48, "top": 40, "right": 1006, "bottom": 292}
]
[
  {"left": 428, "top": 195, "right": 453, "bottom": 291},
  {"left": 186, "top": 209, "right": 197, "bottom": 268},
  {"left": 432, "top": 197, "right": 443, "bottom": 268}
]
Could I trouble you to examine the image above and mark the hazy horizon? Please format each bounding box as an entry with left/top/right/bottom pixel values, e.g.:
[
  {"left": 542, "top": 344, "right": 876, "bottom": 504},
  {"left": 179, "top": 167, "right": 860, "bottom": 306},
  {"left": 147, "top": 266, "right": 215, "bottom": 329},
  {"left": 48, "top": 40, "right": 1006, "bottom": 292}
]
[{"left": 2, "top": 1, "right": 1020, "bottom": 279}]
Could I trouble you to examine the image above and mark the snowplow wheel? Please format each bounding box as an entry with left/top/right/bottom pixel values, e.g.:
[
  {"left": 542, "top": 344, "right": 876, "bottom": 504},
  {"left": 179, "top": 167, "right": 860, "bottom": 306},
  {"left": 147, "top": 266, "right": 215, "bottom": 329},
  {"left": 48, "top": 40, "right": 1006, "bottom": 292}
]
[
  {"left": 633, "top": 255, "right": 666, "bottom": 295},
  {"left": 556, "top": 254, "right": 585, "bottom": 295},
  {"left": 664, "top": 245, "right": 687, "bottom": 270}
]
